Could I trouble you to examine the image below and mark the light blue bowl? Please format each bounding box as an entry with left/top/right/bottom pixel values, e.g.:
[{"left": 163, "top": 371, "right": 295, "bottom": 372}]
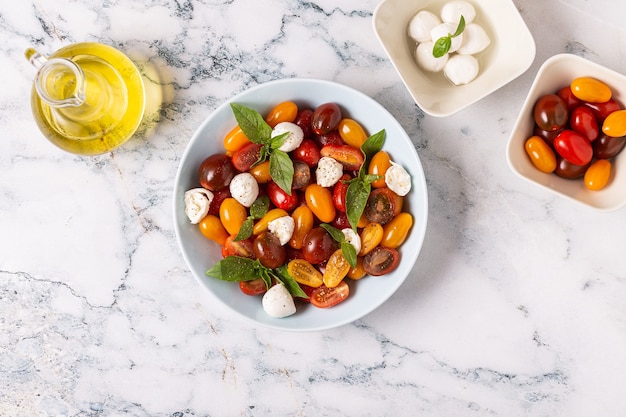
[{"left": 173, "top": 78, "right": 429, "bottom": 331}]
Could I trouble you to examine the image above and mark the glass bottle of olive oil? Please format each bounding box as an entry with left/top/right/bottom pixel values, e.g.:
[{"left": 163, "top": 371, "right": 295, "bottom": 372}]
[{"left": 26, "top": 43, "right": 145, "bottom": 155}]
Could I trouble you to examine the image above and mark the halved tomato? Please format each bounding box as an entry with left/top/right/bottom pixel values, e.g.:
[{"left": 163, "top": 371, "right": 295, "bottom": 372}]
[
  {"left": 310, "top": 281, "right": 350, "bottom": 308},
  {"left": 363, "top": 246, "right": 399, "bottom": 276},
  {"left": 239, "top": 278, "right": 267, "bottom": 296},
  {"left": 320, "top": 144, "right": 364, "bottom": 171}
]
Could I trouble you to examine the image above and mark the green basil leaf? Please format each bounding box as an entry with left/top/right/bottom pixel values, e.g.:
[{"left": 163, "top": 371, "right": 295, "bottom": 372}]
[
  {"left": 206, "top": 256, "right": 259, "bottom": 281},
  {"left": 361, "top": 130, "right": 386, "bottom": 159},
  {"left": 361, "top": 174, "right": 380, "bottom": 185},
  {"left": 250, "top": 195, "right": 270, "bottom": 219},
  {"left": 251, "top": 145, "right": 270, "bottom": 168},
  {"left": 230, "top": 103, "right": 272, "bottom": 144},
  {"left": 341, "top": 241, "right": 357, "bottom": 269},
  {"left": 269, "top": 149, "right": 294, "bottom": 195},
  {"left": 432, "top": 36, "right": 451, "bottom": 58},
  {"left": 273, "top": 265, "right": 308, "bottom": 299},
  {"left": 452, "top": 15, "right": 466, "bottom": 38},
  {"left": 319, "top": 223, "right": 345, "bottom": 243},
  {"left": 269, "top": 132, "right": 289, "bottom": 150},
  {"left": 234, "top": 217, "right": 254, "bottom": 241},
  {"left": 346, "top": 179, "right": 371, "bottom": 231},
  {"left": 259, "top": 267, "right": 273, "bottom": 290}
]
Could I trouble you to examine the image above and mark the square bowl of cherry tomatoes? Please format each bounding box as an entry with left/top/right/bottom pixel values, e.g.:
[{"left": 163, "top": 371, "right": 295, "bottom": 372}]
[
  {"left": 507, "top": 53, "right": 626, "bottom": 211},
  {"left": 173, "top": 78, "right": 429, "bottom": 331}
]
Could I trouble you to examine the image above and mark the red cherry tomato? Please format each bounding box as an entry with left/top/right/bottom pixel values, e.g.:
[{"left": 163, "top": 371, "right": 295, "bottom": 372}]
[
  {"left": 320, "top": 144, "right": 365, "bottom": 171},
  {"left": 292, "top": 139, "right": 320, "bottom": 167},
  {"left": 294, "top": 108, "right": 314, "bottom": 139},
  {"left": 362, "top": 246, "right": 400, "bottom": 276},
  {"left": 314, "top": 131, "right": 344, "bottom": 147},
  {"left": 239, "top": 278, "right": 268, "bottom": 296},
  {"left": 222, "top": 235, "right": 255, "bottom": 258},
  {"left": 570, "top": 106, "right": 599, "bottom": 142},
  {"left": 198, "top": 154, "right": 236, "bottom": 191},
  {"left": 266, "top": 181, "right": 299, "bottom": 211},
  {"left": 585, "top": 99, "right": 621, "bottom": 122},
  {"left": 311, "top": 103, "right": 342, "bottom": 135},
  {"left": 207, "top": 188, "right": 231, "bottom": 216},
  {"left": 557, "top": 86, "right": 582, "bottom": 112},
  {"left": 534, "top": 94, "right": 568, "bottom": 132},
  {"left": 231, "top": 142, "right": 263, "bottom": 172},
  {"left": 553, "top": 130, "right": 593, "bottom": 166},
  {"left": 310, "top": 282, "right": 350, "bottom": 308},
  {"left": 302, "top": 227, "right": 339, "bottom": 265},
  {"left": 332, "top": 174, "right": 351, "bottom": 212}
]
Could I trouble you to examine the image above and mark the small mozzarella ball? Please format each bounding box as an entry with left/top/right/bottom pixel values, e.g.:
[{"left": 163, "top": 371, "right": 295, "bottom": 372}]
[
  {"left": 431, "top": 23, "right": 463, "bottom": 53},
  {"left": 341, "top": 228, "right": 361, "bottom": 255},
  {"left": 268, "top": 216, "right": 295, "bottom": 246},
  {"left": 415, "top": 41, "right": 448, "bottom": 72},
  {"left": 441, "top": 0, "right": 476, "bottom": 24},
  {"left": 457, "top": 23, "right": 491, "bottom": 55},
  {"left": 184, "top": 188, "right": 214, "bottom": 224},
  {"left": 262, "top": 284, "right": 296, "bottom": 318},
  {"left": 272, "top": 122, "right": 304, "bottom": 152},
  {"left": 385, "top": 162, "right": 412, "bottom": 196},
  {"left": 444, "top": 54, "right": 479, "bottom": 85},
  {"left": 408, "top": 10, "right": 441, "bottom": 43},
  {"left": 316, "top": 156, "right": 344, "bottom": 187},
  {"left": 229, "top": 172, "right": 259, "bottom": 207}
]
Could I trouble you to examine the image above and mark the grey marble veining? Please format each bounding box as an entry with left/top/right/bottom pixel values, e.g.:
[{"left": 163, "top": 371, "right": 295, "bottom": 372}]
[{"left": 2, "top": 0, "right": 626, "bottom": 416}]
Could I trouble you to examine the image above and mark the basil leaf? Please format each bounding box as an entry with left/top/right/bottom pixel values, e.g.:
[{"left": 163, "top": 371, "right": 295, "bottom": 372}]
[
  {"left": 432, "top": 36, "right": 451, "bottom": 58},
  {"left": 452, "top": 15, "right": 465, "bottom": 38},
  {"left": 273, "top": 265, "right": 308, "bottom": 299},
  {"left": 259, "top": 267, "right": 273, "bottom": 290},
  {"left": 269, "top": 149, "right": 294, "bottom": 195},
  {"left": 319, "top": 223, "right": 345, "bottom": 243},
  {"left": 346, "top": 179, "right": 371, "bottom": 231},
  {"left": 250, "top": 195, "right": 270, "bottom": 219},
  {"left": 269, "top": 132, "right": 289, "bottom": 150},
  {"left": 361, "top": 174, "right": 380, "bottom": 185},
  {"left": 341, "top": 241, "right": 357, "bottom": 269},
  {"left": 234, "top": 217, "right": 254, "bottom": 241},
  {"left": 230, "top": 103, "right": 272, "bottom": 144},
  {"left": 361, "top": 130, "right": 386, "bottom": 159},
  {"left": 206, "top": 256, "right": 259, "bottom": 281}
]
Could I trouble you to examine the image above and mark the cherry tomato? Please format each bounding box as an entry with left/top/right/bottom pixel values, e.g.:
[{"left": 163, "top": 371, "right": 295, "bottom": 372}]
[
  {"left": 554, "top": 156, "right": 589, "bottom": 180},
  {"left": 323, "top": 249, "right": 351, "bottom": 288},
  {"left": 267, "top": 181, "right": 299, "bottom": 211},
  {"left": 253, "top": 232, "right": 286, "bottom": 269},
  {"left": 570, "top": 106, "right": 599, "bottom": 141},
  {"left": 222, "top": 235, "right": 255, "bottom": 258},
  {"left": 289, "top": 205, "right": 314, "bottom": 250},
  {"left": 239, "top": 278, "right": 267, "bottom": 296},
  {"left": 287, "top": 259, "right": 323, "bottom": 287},
  {"left": 304, "top": 184, "right": 336, "bottom": 223},
  {"left": 534, "top": 94, "right": 568, "bottom": 131},
  {"left": 593, "top": 134, "right": 626, "bottom": 159},
  {"left": 253, "top": 208, "right": 289, "bottom": 235},
  {"left": 364, "top": 188, "right": 396, "bottom": 225},
  {"left": 292, "top": 139, "right": 321, "bottom": 167},
  {"left": 231, "top": 142, "right": 263, "bottom": 172},
  {"left": 369, "top": 150, "right": 392, "bottom": 188},
  {"left": 359, "top": 222, "right": 383, "bottom": 256},
  {"left": 338, "top": 118, "right": 368, "bottom": 148},
  {"left": 219, "top": 197, "right": 248, "bottom": 235},
  {"left": 223, "top": 125, "right": 251, "bottom": 153},
  {"left": 554, "top": 130, "right": 593, "bottom": 166},
  {"left": 311, "top": 102, "right": 342, "bottom": 135},
  {"left": 198, "top": 154, "right": 236, "bottom": 191},
  {"left": 294, "top": 108, "right": 314, "bottom": 139},
  {"left": 363, "top": 246, "right": 399, "bottom": 276},
  {"left": 249, "top": 160, "right": 272, "bottom": 183},
  {"left": 310, "top": 282, "right": 350, "bottom": 308},
  {"left": 557, "top": 86, "right": 582, "bottom": 111},
  {"left": 524, "top": 136, "right": 557, "bottom": 173},
  {"left": 292, "top": 161, "right": 312, "bottom": 190},
  {"left": 381, "top": 212, "right": 413, "bottom": 249},
  {"left": 332, "top": 174, "right": 350, "bottom": 212},
  {"left": 314, "top": 131, "right": 344, "bottom": 147},
  {"left": 265, "top": 101, "right": 298, "bottom": 127},
  {"left": 331, "top": 211, "right": 351, "bottom": 230},
  {"left": 347, "top": 257, "right": 366, "bottom": 280},
  {"left": 302, "top": 227, "right": 338, "bottom": 265},
  {"left": 602, "top": 109, "right": 626, "bottom": 138},
  {"left": 320, "top": 144, "right": 364, "bottom": 171},
  {"left": 533, "top": 125, "right": 562, "bottom": 146},
  {"left": 571, "top": 77, "right": 612, "bottom": 103},
  {"left": 585, "top": 99, "right": 621, "bottom": 122},
  {"left": 198, "top": 214, "right": 229, "bottom": 245},
  {"left": 584, "top": 159, "right": 612, "bottom": 191}
]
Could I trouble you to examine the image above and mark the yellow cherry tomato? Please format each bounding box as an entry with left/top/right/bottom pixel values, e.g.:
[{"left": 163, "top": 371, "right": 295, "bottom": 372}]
[
  {"left": 287, "top": 259, "right": 323, "bottom": 288},
  {"left": 223, "top": 125, "right": 251, "bottom": 153},
  {"left": 381, "top": 212, "right": 413, "bottom": 249},
  {"left": 198, "top": 214, "right": 229, "bottom": 245},
  {"left": 304, "top": 184, "right": 336, "bottom": 223},
  {"left": 265, "top": 101, "right": 298, "bottom": 127},
  {"left": 289, "top": 205, "right": 314, "bottom": 249},
  {"left": 338, "top": 118, "right": 368, "bottom": 149},
  {"left": 524, "top": 136, "right": 557, "bottom": 173},
  {"left": 584, "top": 159, "right": 612, "bottom": 191},
  {"left": 219, "top": 198, "right": 248, "bottom": 236},
  {"left": 323, "top": 249, "right": 351, "bottom": 288},
  {"left": 602, "top": 110, "right": 626, "bottom": 138},
  {"left": 357, "top": 212, "right": 370, "bottom": 228},
  {"left": 249, "top": 160, "right": 272, "bottom": 183},
  {"left": 253, "top": 208, "right": 289, "bottom": 235},
  {"left": 347, "top": 257, "right": 367, "bottom": 280},
  {"left": 359, "top": 222, "right": 383, "bottom": 256},
  {"left": 570, "top": 77, "right": 612, "bottom": 103},
  {"left": 369, "top": 150, "right": 392, "bottom": 188}
]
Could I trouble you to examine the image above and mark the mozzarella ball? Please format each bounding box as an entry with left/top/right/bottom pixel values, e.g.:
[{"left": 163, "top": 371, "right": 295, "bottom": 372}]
[
  {"left": 341, "top": 228, "right": 362, "bottom": 255},
  {"left": 385, "top": 162, "right": 412, "bottom": 196},
  {"left": 229, "top": 172, "right": 259, "bottom": 207},
  {"left": 316, "top": 156, "right": 344, "bottom": 187},
  {"left": 408, "top": 10, "right": 441, "bottom": 43},
  {"left": 268, "top": 216, "right": 295, "bottom": 246},
  {"left": 262, "top": 284, "right": 297, "bottom": 318},
  {"left": 184, "top": 188, "right": 214, "bottom": 224},
  {"left": 441, "top": 0, "right": 476, "bottom": 24},
  {"left": 430, "top": 22, "right": 463, "bottom": 53},
  {"left": 272, "top": 122, "right": 304, "bottom": 152},
  {"left": 415, "top": 41, "right": 448, "bottom": 72},
  {"left": 444, "top": 54, "right": 479, "bottom": 85},
  {"left": 457, "top": 23, "right": 490, "bottom": 55}
]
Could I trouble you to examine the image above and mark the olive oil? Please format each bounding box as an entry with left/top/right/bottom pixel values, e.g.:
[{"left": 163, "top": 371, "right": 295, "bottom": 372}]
[{"left": 29, "top": 43, "right": 145, "bottom": 155}]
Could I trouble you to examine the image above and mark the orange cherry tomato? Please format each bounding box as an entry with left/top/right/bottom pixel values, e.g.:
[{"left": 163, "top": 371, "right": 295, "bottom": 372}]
[
  {"left": 602, "top": 110, "right": 626, "bottom": 138},
  {"left": 310, "top": 282, "right": 350, "bottom": 308},
  {"left": 253, "top": 208, "right": 289, "bottom": 235},
  {"left": 369, "top": 150, "right": 392, "bottom": 188},
  {"left": 249, "top": 160, "right": 272, "bottom": 184},
  {"left": 219, "top": 198, "right": 248, "bottom": 236},
  {"left": 198, "top": 214, "right": 229, "bottom": 245},
  {"left": 524, "top": 136, "right": 557, "bottom": 173},
  {"left": 381, "top": 212, "right": 413, "bottom": 249},
  {"left": 288, "top": 259, "right": 323, "bottom": 288},
  {"left": 289, "top": 205, "right": 314, "bottom": 249},
  {"left": 347, "top": 257, "right": 366, "bottom": 280},
  {"left": 304, "top": 184, "right": 336, "bottom": 223},
  {"left": 570, "top": 77, "right": 612, "bottom": 103},
  {"left": 323, "top": 249, "right": 351, "bottom": 288},
  {"left": 338, "top": 118, "right": 368, "bottom": 148},
  {"left": 223, "top": 125, "right": 251, "bottom": 153},
  {"left": 265, "top": 101, "right": 298, "bottom": 127},
  {"left": 359, "top": 222, "right": 383, "bottom": 256},
  {"left": 584, "top": 159, "right": 612, "bottom": 191}
]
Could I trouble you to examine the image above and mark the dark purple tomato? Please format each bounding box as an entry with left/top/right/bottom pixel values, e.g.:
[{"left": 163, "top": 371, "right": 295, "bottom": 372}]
[
  {"left": 292, "top": 160, "right": 312, "bottom": 190},
  {"left": 231, "top": 142, "right": 263, "bottom": 172},
  {"left": 554, "top": 156, "right": 589, "bottom": 179},
  {"left": 302, "top": 227, "right": 339, "bottom": 265},
  {"left": 266, "top": 181, "right": 299, "bottom": 211},
  {"left": 534, "top": 94, "right": 569, "bottom": 132},
  {"left": 331, "top": 211, "right": 351, "bottom": 230},
  {"left": 570, "top": 106, "right": 599, "bottom": 142},
  {"left": 292, "top": 139, "right": 321, "bottom": 167},
  {"left": 253, "top": 232, "right": 286, "bottom": 269},
  {"left": 314, "top": 131, "right": 344, "bottom": 147},
  {"left": 294, "top": 109, "right": 314, "bottom": 139},
  {"left": 363, "top": 246, "right": 399, "bottom": 276},
  {"left": 593, "top": 134, "right": 626, "bottom": 159},
  {"left": 533, "top": 125, "right": 562, "bottom": 146},
  {"left": 557, "top": 86, "right": 582, "bottom": 112},
  {"left": 554, "top": 130, "right": 593, "bottom": 166},
  {"left": 311, "top": 103, "right": 342, "bottom": 135},
  {"left": 198, "top": 154, "right": 236, "bottom": 191},
  {"left": 364, "top": 188, "right": 396, "bottom": 225},
  {"left": 585, "top": 98, "right": 621, "bottom": 122}
]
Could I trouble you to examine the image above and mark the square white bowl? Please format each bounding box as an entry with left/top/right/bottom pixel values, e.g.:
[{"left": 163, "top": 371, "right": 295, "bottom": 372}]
[
  {"left": 506, "top": 53, "right": 626, "bottom": 211},
  {"left": 373, "top": 0, "right": 536, "bottom": 117}
]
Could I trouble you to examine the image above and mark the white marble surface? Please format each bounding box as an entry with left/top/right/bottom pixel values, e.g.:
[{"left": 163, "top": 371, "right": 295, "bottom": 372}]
[{"left": 2, "top": 0, "right": 626, "bottom": 416}]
